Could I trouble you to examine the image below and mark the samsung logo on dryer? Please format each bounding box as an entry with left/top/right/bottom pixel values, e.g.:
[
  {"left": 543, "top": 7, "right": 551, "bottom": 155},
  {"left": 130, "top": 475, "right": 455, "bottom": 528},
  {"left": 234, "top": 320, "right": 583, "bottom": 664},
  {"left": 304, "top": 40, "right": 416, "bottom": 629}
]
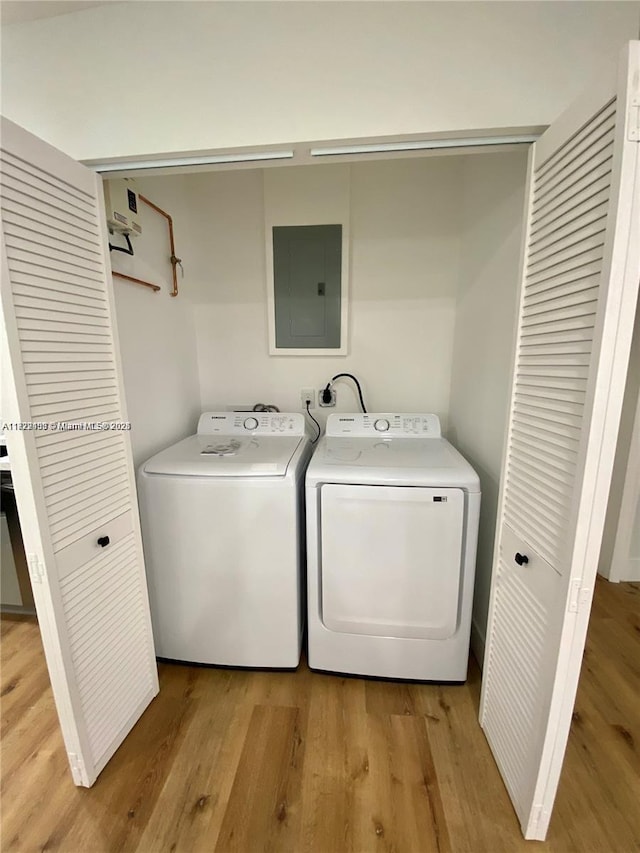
[
  {"left": 211, "top": 416, "right": 226, "bottom": 419},
  {"left": 338, "top": 418, "right": 355, "bottom": 422}
]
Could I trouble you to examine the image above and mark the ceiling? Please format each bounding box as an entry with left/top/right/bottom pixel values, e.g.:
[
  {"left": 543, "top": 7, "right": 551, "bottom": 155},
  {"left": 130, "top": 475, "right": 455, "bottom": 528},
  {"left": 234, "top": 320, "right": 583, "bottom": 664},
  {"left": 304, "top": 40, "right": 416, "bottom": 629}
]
[{"left": 1, "top": 1, "right": 112, "bottom": 26}]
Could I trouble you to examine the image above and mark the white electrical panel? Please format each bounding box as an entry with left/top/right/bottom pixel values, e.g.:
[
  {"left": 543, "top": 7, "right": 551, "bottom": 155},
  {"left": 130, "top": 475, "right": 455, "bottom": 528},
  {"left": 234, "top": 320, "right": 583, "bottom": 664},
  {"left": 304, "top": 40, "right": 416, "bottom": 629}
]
[{"left": 103, "top": 178, "right": 142, "bottom": 236}]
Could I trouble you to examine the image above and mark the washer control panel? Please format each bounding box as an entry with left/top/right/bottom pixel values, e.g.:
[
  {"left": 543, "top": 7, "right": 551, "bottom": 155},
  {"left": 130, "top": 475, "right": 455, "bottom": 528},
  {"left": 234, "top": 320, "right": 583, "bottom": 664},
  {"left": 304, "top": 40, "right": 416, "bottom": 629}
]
[
  {"left": 325, "top": 413, "right": 441, "bottom": 438},
  {"left": 197, "top": 412, "right": 306, "bottom": 435}
]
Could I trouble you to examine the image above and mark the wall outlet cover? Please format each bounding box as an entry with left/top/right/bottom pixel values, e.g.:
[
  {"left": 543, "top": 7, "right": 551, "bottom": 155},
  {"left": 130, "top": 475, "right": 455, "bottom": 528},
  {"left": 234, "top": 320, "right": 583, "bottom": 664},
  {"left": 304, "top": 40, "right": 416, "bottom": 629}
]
[
  {"left": 301, "top": 388, "right": 316, "bottom": 408},
  {"left": 318, "top": 388, "right": 337, "bottom": 407}
]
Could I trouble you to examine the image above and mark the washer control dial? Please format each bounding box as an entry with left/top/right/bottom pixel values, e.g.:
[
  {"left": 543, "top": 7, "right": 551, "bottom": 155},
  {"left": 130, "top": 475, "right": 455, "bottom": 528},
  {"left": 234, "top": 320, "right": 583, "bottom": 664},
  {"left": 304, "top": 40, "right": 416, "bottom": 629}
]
[
  {"left": 374, "top": 418, "right": 390, "bottom": 432},
  {"left": 243, "top": 417, "right": 259, "bottom": 430}
]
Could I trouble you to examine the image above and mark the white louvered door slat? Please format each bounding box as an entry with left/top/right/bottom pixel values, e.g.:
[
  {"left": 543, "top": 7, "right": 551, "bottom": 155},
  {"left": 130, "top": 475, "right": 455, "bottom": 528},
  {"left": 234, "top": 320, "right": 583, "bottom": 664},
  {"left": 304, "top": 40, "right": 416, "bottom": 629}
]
[
  {"left": 480, "top": 42, "right": 640, "bottom": 841},
  {"left": 0, "top": 118, "right": 158, "bottom": 787}
]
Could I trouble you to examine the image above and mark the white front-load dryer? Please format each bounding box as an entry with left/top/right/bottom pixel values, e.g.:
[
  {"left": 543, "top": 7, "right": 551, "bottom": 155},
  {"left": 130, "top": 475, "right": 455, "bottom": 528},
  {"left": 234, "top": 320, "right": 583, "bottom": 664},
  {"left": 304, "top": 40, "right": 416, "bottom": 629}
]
[
  {"left": 138, "top": 412, "right": 311, "bottom": 668},
  {"left": 306, "top": 413, "right": 481, "bottom": 681}
]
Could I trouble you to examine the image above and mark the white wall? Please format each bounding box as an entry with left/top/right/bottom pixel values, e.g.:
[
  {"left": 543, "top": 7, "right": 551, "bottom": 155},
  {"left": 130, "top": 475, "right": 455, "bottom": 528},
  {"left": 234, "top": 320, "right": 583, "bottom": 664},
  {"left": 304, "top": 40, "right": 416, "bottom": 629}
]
[
  {"left": 447, "top": 150, "right": 529, "bottom": 664},
  {"left": 109, "top": 175, "right": 201, "bottom": 466},
  {"left": 599, "top": 298, "right": 640, "bottom": 581},
  {"left": 190, "top": 160, "right": 463, "bottom": 426},
  {"left": 2, "top": 2, "right": 638, "bottom": 161}
]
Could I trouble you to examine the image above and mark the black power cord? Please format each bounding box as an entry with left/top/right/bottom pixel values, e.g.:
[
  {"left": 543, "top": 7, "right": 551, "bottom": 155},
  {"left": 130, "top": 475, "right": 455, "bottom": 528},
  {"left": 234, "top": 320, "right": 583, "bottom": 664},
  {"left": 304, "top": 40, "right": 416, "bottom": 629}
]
[
  {"left": 305, "top": 400, "right": 321, "bottom": 443},
  {"left": 322, "top": 373, "right": 367, "bottom": 413}
]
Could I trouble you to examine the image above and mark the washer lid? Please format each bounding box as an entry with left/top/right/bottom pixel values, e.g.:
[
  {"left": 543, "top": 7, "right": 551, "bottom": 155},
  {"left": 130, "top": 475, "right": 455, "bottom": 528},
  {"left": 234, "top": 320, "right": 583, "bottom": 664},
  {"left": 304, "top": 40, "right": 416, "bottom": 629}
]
[
  {"left": 307, "top": 436, "right": 480, "bottom": 491},
  {"left": 142, "top": 434, "right": 303, "bottom": 477}
]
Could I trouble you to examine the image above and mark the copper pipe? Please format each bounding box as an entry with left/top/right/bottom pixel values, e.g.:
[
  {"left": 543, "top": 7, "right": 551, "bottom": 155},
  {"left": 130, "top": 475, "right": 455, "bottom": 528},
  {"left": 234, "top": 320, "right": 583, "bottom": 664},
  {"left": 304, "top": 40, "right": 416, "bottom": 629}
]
[
  {"left": 139, "top": 193, "right": 180, "bottom": 297},
  {"left": 112, "top": 271, "right": 161, "bottom": 292}
]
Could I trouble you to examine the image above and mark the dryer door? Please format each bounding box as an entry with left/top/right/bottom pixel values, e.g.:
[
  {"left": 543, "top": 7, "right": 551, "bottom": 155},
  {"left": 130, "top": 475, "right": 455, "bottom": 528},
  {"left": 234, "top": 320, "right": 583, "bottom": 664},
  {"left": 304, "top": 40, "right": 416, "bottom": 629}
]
[{"left": 320, "top": 484, "right": 464, "bottom": 639}]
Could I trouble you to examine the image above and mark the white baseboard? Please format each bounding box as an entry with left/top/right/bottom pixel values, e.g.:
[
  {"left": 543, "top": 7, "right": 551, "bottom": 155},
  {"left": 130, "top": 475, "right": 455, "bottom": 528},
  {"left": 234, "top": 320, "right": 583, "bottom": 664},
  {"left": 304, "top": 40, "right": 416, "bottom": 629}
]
[{"left": 614, "top": 557, "right": 640, "bottom": 583}]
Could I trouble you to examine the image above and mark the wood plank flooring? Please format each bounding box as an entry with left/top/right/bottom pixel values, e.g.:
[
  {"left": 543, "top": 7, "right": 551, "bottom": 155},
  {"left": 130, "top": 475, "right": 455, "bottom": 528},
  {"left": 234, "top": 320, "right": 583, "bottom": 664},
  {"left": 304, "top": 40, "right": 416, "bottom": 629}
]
[{"left": 1, "top": 577, "right": 638, "bottom": 852}]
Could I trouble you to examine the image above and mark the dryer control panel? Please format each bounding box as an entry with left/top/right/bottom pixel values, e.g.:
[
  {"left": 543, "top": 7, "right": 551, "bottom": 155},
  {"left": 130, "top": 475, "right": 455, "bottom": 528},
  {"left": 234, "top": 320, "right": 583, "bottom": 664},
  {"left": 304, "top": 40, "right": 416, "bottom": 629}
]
[
  {"left": 197, "top": 412, "right": 306, "bottom": 435},
  {"left": 325, "top": 413, "right": 441, "bottom": 438}
]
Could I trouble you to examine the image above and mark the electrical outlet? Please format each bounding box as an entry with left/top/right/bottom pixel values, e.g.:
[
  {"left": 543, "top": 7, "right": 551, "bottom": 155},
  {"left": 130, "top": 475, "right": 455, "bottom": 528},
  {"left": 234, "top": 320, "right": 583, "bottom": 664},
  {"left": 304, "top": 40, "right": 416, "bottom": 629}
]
[
  {"left": 301, "top": 387, "right": 315, "bottom": 408},
  {"left": 318, "top": 388, "right": 337, "bottom": 407}
]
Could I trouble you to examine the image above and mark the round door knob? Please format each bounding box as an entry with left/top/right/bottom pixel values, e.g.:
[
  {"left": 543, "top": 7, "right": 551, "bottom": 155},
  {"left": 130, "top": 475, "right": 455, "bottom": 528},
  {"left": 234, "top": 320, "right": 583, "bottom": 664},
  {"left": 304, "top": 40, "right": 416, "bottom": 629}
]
[
  {"left": 374, "top": 419, "right": 390, "bottom": 432},
  {"left": 97, "top": 536, "right": 110, "bottom": 548},
  {"left": 514, "top": 552, "right": 529, "bottom": 566},
  {"left": 243, "top": 417, "right": 259, "bottom": 430}
]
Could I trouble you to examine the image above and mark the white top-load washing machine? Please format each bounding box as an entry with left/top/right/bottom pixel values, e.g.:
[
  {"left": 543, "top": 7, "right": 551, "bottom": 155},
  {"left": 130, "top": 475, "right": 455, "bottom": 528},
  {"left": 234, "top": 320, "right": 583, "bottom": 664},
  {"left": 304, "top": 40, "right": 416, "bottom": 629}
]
[
  {"left": 306, "top": 413, "right": 481, "bottom": 681},
  {"left": 138, "top": 412, "right": 312, "bottom": 668}
]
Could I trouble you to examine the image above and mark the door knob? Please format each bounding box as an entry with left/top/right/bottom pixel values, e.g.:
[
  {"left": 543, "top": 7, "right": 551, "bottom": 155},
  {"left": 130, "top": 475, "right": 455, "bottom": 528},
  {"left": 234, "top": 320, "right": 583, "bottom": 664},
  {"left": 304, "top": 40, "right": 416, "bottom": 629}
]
[
  {"left": 97, "top": 536, "right": 110, "bottom": 548},
  {"left": 515, "top": 552, "right": 529, "bottom": 566}
]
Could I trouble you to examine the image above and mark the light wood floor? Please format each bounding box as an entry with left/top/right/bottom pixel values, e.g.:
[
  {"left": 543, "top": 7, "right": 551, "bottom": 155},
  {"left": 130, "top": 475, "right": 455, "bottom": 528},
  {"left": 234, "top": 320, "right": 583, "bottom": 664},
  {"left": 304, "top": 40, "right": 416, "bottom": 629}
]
[{"left": 1, "top": 577, "right": 638, "bottom": 853}]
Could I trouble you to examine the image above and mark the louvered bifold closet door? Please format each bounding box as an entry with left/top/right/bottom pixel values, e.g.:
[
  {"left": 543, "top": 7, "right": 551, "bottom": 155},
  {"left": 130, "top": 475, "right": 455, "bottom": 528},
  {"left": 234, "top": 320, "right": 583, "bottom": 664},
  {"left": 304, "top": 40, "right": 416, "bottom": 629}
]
[
  {"left": 480, "top": 43, "right": 640, "bottom": 841},
  {"left": 0, "top": 118, "right": 158, "bottom": 787},
  {"left": 504, "top": 102, "right": 616, "bottom": 569}
]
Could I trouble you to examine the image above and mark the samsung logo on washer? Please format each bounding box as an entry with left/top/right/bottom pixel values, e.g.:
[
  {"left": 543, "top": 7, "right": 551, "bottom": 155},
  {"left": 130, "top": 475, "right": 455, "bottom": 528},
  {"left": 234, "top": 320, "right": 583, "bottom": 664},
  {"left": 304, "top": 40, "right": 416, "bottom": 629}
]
[{"left": 338, "top": 418, "right": 355, "bottom": 422}]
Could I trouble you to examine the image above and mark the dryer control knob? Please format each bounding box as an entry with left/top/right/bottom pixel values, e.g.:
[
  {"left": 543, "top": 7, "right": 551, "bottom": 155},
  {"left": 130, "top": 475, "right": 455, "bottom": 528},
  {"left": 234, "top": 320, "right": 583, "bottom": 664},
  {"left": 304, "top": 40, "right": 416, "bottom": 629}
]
[
  {"left": 243, "top": 417, "right": 259, "bottom": 430},
  {"left": 374, "top": 418, "right": 390, "bottom": 432}
]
